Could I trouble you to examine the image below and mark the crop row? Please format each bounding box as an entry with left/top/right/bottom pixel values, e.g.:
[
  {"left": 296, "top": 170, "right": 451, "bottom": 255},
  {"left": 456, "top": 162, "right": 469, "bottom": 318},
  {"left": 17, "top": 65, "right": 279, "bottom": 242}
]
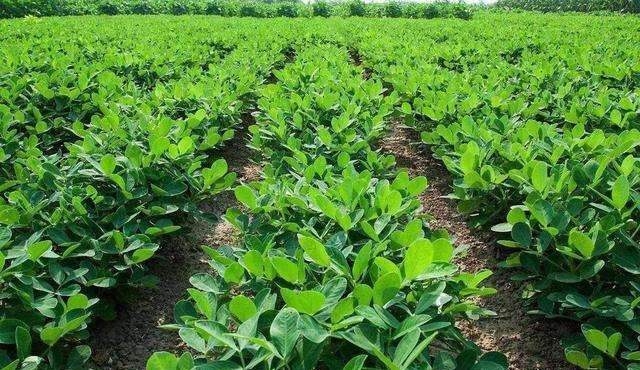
[
  {"left": 2, "top": 14, "right": 639, "bottom": 370},
  {"left": 0, "top": 17, "right": 300, "bottom": 369},
  {"left": 0, "top": 0, "right": 474, "bottom": 20},
  {"left": 146, "top": 42, "right": 507, "bottom": 369},
  {"left": 349, "top": 14, "right": 640, "bottom": 370},
  {"left": 495, "top": 0, "right": 640, "bottom": 13}
]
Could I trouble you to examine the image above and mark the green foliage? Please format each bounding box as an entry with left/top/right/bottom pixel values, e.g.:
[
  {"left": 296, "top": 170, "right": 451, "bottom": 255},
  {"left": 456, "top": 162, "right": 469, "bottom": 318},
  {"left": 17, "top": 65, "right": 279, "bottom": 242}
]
[
  {"left": 312, "top": 0, "right": 331, "bottom": 17},
  {"left": 0, "top": 16, "right": 298, "bottom": 368},
  {"left": 384, "top": 1, "right": 403, "bottom": 17},
  {"left": 0, "top": 0, "right": 475, "bottom": 19},
  {"left": 151, "top": 43, "right": 504, "bottom": 369},
  {"left": 495, "top": 0, "right": 640, "bottom": 13},
  {"left": 350, "top": 12, "right": 640, "bottom": 370},
  {"left": 3, "top": 11, "right": 637, "bottom": 370},
  {"left": 340, "top": 0, "right": 366, "bottom": 16}
]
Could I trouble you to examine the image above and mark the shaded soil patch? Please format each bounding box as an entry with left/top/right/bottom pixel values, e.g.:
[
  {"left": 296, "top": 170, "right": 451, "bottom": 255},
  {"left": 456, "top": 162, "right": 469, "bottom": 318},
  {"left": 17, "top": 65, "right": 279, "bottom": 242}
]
[
  {"left": 378, "top": 122, "right": 577, "bottom": 370},
  {"left": 348, "top": 47, "right": 373, "bottom": 80},
  {"left": 89, "top": 124, "right": 259, "bottom": 370},
  {"left": 219, "top": 112, "right": 262, "bottom": 183}
]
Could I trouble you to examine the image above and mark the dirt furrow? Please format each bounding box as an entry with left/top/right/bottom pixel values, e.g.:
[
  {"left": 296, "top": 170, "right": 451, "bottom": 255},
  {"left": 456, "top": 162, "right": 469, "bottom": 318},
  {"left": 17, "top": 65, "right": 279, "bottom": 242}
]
[{"left": 379, "top": 122, "right": 575, "bottom": 370}]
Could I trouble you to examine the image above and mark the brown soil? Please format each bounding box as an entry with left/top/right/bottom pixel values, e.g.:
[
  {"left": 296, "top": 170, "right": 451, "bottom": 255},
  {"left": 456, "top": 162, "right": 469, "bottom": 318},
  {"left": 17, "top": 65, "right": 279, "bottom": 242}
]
[
  {"left": 379, "top": 123, "right": 577, "bottom": 370},
  {"left": 89, "top": 125, "right": 259, "bottom": 370}
]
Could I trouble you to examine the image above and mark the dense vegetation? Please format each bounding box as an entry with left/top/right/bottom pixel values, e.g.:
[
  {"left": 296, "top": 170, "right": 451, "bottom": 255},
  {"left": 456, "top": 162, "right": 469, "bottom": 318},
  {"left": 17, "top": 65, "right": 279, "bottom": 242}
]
[
  {"left": 0, "top": 0, "right": 474, "bottom": 19},
  {"left": 496, "top": 0, "right": 640, "bottom": 13},
  {"left": 0, "top": 16, "right": 298, "bottom": 369},
  {"left": 148, "top": 41, "right": 504, "bottom": 369},
  {"left": 351, "top": 13, "right": 640, "bottom": 370},
  {"left": 0, "top": 11, "right": 639, "bottom": 370}
]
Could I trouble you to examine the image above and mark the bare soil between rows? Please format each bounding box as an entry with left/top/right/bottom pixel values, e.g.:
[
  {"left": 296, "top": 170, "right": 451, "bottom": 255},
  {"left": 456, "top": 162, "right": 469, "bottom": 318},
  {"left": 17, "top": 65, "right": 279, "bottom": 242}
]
[
  {"left": 378, "top": 122, "right": 577, "bottom": 370},
  {"left": 89, "top": 125, "right": 260, "bottom": 370}
]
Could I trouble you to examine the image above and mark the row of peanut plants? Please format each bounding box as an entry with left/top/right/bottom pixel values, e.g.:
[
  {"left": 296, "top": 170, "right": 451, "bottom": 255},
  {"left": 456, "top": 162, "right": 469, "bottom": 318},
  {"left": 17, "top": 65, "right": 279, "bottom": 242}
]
[
  {"left": 0, "top": 16, "right": 299, "bottom": 369},
  {"left": 0, "top": 0, "right": 474, "bottom": 20},
  {"left": 147, "top": 42, "right": 508, "bottom": 370},
  {"left": 495, "top": 0, "right": 640, "bottom": 13},
  {"left": 346, "top": 14, "right": 640, "bottom": 370}
]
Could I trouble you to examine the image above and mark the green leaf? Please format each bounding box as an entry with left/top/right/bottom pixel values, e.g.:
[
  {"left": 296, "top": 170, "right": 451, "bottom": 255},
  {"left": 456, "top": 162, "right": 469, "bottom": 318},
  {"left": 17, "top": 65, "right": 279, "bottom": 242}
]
[
  {"left": 297, "top": 314, "right": 329, "bottom": 343},
  {"left": 407, "top": 176, "right": 428, "bottom": 196},
  {"left": 511, "top": 222, "right": 531, "bottom": 247},
  {"left": 179, "top": 328, "right": 206, "bottom": 353},
  {"left": 611, "top": 175, "right": 630, "bottom": 210},
  {"left": 375, "top": 257, "right": 401, "bottom": 277},
  {"left": 352, "top": 242, "right": 372, "bottom": 281},
  {"left": 281, "top": 288, "right": 325, "bottom": 315},
  {"left": 565, "top": 350, "right": 589, "bottom": 369},
  {"left": 491, "top": 223, "right": 512, "bottom": 233},
  {"left": 610, "top": 109, "right": 622, "bottom": 125},
  {"left": 15, "top": 326, "right": 31, "bottom": 360},
  {"left": 271, "top": 257, "right": 299, "bottom": 284},
  {"left": 583, "top": 327, "right": 608, "bottom": 353},
  {"left": 40, "top": 327, "right": 65, "bottom": 346},
  {"left": 607, "top": 332, "right": 622, "bottom": 356},
  {"left": 228, "top": 295, "right": 257, "bottom": 322},
  {"left": 0, "top": 226, "right": 11, "bottom": 248},
  {"left": 343, "top": 355, "right": 367, "bottom": 370},
  {"left": 187, "top": 290, "right": 213, "bottom": 320},
  {"left": 150, "top": 137, "right": 170, "bottom": 156},
  {"left": 622, "top": 351, "right": 640, "bottom": 361},
  {"left": 130, "top": 248, "right": 155, "bottom": 264},
  {"left": 146, "top": 352, "right": 179, "bottom": 370},
  {"left": 297, "top": 234, "right": 331, "bottom": 267},
  {"left": 529, "top": 199, "right": 553, "bottom": 227},
  {"left": 223, "top": 262, "right": 244, "bottom": 284},
  {"left": 195, "top": 321, "right": 237, "bottom": 351},
  {"left": 354, "top": 284, "right": 373, "bottom": 306},
  {"left": 241, "top": 250, "right": 264, "bottom": 277},
  {"left": 569, "top": 229, "right": 594, "bottom": 259},
  {"left": 400, "top": 102, "right": 412, "bottom": 114},
  {"left": 198, "top": 361, "right": 242, "bottom": 370},
  {"left": 403, "top": 239, "right": 433, "bottom": 281},
  {"left": 67, "top": 294, "right": 89, "bottom": 310},
  {"left": 393, "top": 328, "right": 420, "bottom": 365},
  {"left": 203, "top": 159, "right": 228, "bottom": 188},
  {"left": 235, "top": 185, "right": 257, "bottom": 209},
  {"left": 27, "top": 240, "right": 52, "bottom": 261},
  {"left": 189, "top": 273, "right": 221, "bottom": 293},
  {"left": 390, "top": 219, "right": 424, "bottom": 248},
  {"left": 67, "top": 345, "right": 92, "bottom": 369},
  {"left": 100, "top": 154, "right": 116, "bottom": 175},
  {"left": 176, "top": 354, "right": 194, "bottom": 370},
  {"left": 0, "top": 206, "right": 19, "bottom": 225},
  {"left": 270, "top": 307, "right": 300, "bottom": 358},
  {"left": 393, "top": 315, "right": 432, "bottom": 340},
  {"left": 340, "top": 328, "right": 400, "bottom": 370},
  {"left": 177, "top": 136, "right": 194, "bottom": 154},
  {"left": 432, "top": 238, "right": 453, "bottom": 263},
  {"left": 531, "top": 161, "right": 548, "bottom": 193},
  {"left": 460, "top": 142, "right": 478, "bottom": 174},
  {"left": 373, "top": 272, "right": 402, "bottom": 306},
  {"left": 331, "top": 298, "right": 355, "bottom": 323}
]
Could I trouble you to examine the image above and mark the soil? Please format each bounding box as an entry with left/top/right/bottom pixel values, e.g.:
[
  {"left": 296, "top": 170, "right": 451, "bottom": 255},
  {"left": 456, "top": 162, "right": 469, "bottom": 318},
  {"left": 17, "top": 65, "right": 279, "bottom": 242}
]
[
  {"left": 89, "top": 123, "right": 260, "bottom": 370},
  {"left": 378, "top": 122, "right": 577, "bottom": 370}
]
